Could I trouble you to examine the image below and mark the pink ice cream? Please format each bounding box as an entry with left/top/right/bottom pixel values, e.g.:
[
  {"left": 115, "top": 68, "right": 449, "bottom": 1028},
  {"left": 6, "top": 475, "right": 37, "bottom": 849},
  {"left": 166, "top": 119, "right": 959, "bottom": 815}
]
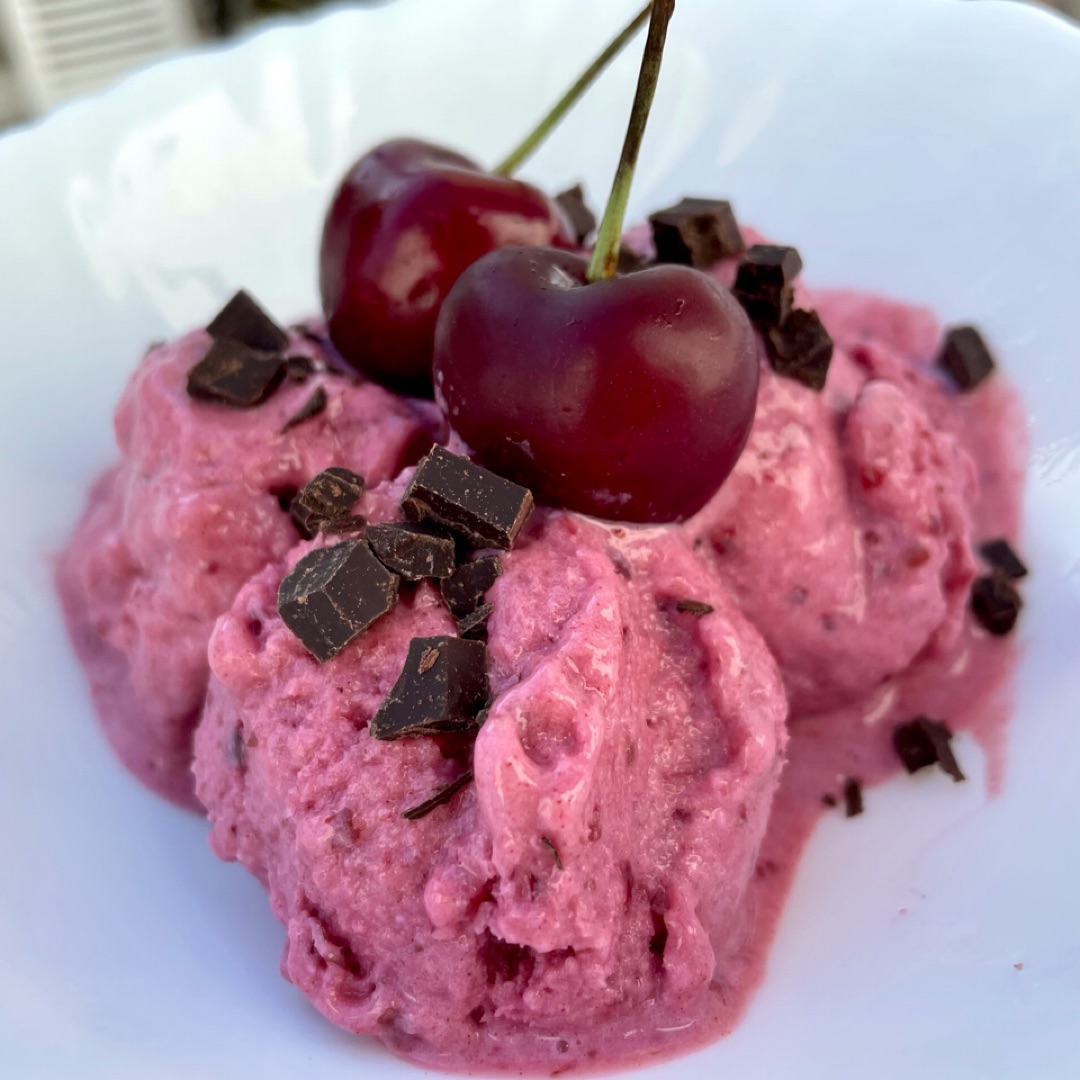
[
  {"left": 194, "top": 499, "right": 788, "bottom": 1071},
  {"left": 56, "top": 327, "right": 442, "bottom": 808}
]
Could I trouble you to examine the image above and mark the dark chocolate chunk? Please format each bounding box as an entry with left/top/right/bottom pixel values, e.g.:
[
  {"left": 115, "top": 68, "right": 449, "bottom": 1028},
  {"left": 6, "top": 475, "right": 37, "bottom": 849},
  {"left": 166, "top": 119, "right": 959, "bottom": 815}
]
[
  {"left": 290, "top": 467, "right": 366, "bottom": 537},
  {"left": 675, "top": 599, "right": 714, "bottom": 616},
  {"left": 280, "top": 385, "right": 328, "bottom": 434},
  {"left": 732, "top": 245, "right": 803, "bottom": 328},
  {"left": 649, "top": 197, "right": 744, "bottom": 268},
  {"left": 186, "top": 339, "right": 285, "bottom": 408},
  {"left": 403, "top": 447, "right": 533, "bottom": 550},
  {"left": 842, "top": 777, "right": 864, "bottom": 818},
  {"left": 617, "top": 246, "right": 649, "bottom": 275},
  {"left": 457, "top": 602, "right": 494, "bottom": 640},
  {"left": 320, "top": 515, "right": 367, "bottom": 535},
  {"left": 971, "top": 571, "right": 1022, "bottom": 636},
  {"left": 366, "top": 523, "right": 456, "bottom": 582},
  {"left": 277, "top": 539, "right": 398, "bottom": 662},
  {"left": 441, "top": 556, "right": 502, "bottom": 617},
  {"left": 937, "top": 326, "right": 995, "bottom": 391},
  {"left": 284, "top": 354, "right": 317, "bottom": 381},
  {"left": 765, "top": 309, "right": 834, "bottom": 391},
  {"left": 402, "top": 770, "right": 474, "bottom": 821},
  {"left": 369, "top": 636, "right": 490, "bottom": 740},
  {"left": 893, "top": 716, "right": 965, "bottom": 782},
  {"left": 540, "top": 836, "right": 563, "bottom": 870},
  {"left": 555, "top": 184, "right": 597, "bottom": 245},
  {"left": 206, "top": 290, "right": 289, "bottom": 354},
  {"left": 978, "top": 538, "right": 1028, "bottom": 580}
]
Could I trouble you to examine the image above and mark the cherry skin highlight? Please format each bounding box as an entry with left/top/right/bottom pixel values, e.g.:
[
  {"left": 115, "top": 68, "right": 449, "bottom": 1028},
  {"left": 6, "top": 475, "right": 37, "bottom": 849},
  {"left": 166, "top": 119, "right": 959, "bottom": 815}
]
[
  {"left": 319, "top": 139, "right": 574, "bottom": 396},
  {"left": 433, "top": 246, "right": 760, "bottom": 523}
]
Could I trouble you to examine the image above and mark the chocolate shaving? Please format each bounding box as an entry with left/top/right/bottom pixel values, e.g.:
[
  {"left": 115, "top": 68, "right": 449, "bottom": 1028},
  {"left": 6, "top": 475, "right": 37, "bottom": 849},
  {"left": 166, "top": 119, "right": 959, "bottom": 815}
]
[
  {"left": 555, "top": 184, "right": 597, "bottom": 245},
  {"left": 733, "top": 245, "right": 803, "bottom": 329},
  {"left": 457, "top": 602, "right": 494, "bottom": 640},
  {"left": 403, "top": 447, "right": 533, "bottom": 550},
  {"left": 675, "top": 599, "right": 714, "bottom": 616},
  {"left": 765, "top": 309, "right": 834, "bottom": 392},
  {"left": 978, "top": 538, "right": 1028, "bottom": 580},
  {"left": 937, "top": 326, "right": 996, "bottom": 391},
  {"left": 893, "top": 716, "right": 965, "bottom": 782},
  {"left": 280, "top": 386, "right": 328, "bottom": 433},
  {"left": 649, "top": 197, "right": 744, "bottom": 268},
  {"left": 366, "top": 523, "right": 456, "bottom": 581},
  {"left": 277, "top": 539, "right": 398, "bottom": 662},
  {"left": 284, "top": 354, "right": 318, "bottom": 381},
  {"left": 441, "top": 556, "right": 502, "bottom": 617},
  {"left": 842, "top": 777, "right": 864, "bottom": 818},
  {"left": 540, "top": 836, "right": 563, "bottom": 870},
  {"left": 821, "top": 793, "right": 838, "bottom": 808},
  {"left": 206, "top": 290, "right": 289, "bottom": 354},
  {"left": 369, "top": 635, "right": 490, "bottom": 740},
  {"left": 186, "top": 339, "right": 285, "bottom": 408},
  {"left": 290, "top": 467, "right": 366, "bottom": 537},
  {"left": 971, "top": 571, "right": 1022, "bottom": 636},
  {"left": 402, "top": 770, "right": 474, "bottom": 821}
]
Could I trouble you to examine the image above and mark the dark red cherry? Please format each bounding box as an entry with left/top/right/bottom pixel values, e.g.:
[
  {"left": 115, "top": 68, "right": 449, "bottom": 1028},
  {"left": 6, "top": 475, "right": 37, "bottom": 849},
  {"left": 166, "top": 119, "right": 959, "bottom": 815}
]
[
  {"left": 432, "top": 246, "right": 759, "bottom": 522},
  {"left": 319, "top": 139, "right": 573, "bottom": 396}
]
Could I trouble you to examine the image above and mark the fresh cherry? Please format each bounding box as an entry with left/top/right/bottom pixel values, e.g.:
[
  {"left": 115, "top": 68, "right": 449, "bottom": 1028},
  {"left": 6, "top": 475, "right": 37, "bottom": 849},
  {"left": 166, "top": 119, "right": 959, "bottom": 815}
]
[
  {"left": 319, "top": 5, "right": 651, "bottom": 396},
  {"left": 433, "top": 246, "right": 758, "bottom": 522}
]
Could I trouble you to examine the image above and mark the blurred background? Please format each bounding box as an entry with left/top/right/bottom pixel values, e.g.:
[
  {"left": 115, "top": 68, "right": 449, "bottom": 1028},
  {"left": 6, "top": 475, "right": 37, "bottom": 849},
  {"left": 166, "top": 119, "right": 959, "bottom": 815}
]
[{"left": 0, "top": 0, "right": 1076, "bottom": 131}]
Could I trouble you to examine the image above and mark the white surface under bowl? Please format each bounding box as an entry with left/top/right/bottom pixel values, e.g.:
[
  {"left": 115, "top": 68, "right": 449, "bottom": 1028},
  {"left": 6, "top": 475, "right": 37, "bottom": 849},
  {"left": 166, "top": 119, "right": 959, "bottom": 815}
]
[{"left": 1, "top": 1, "right": 1079, "bottom": 1077}]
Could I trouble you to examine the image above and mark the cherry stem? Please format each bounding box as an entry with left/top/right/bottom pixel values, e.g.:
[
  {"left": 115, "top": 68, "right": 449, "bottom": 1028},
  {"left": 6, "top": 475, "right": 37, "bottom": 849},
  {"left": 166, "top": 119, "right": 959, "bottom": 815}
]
[
  {"left": 493, "top": 3, "right": 651, "bottom": 178},
  {"left": 586, "top": 0, "right": 675, "bottom": 282}
]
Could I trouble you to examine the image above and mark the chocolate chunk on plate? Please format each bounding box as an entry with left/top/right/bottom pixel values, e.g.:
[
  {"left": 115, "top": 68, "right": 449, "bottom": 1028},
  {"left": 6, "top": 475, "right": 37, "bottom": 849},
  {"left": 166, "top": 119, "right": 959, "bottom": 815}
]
[
  {"left": 290, "top": 467, "right": 366, "bottom": 537},
  {"left": 403, "top": 447, "right": 533, "bottom": 550},
  {"left": 937, "top": 326, "right": 995, "bottom": 391},
  {"left": 765, "top": 309, "right": 834, "bottom": 392},
  {"left": 277, "top": 539, "right": 398, "bottom": 662},
  {"left": 649, "top": 197, "right": 744, "bottom": 268},
  {"left": 366, "top": 523, "right": 456, "bottom": 581},
  {"left": 402, "top": 770, "right": 474, "bottom": 821},
  {"left": 842, "top": 777, "right": 864, "bottom": 818},
  {"left": 555, "top": 184, "right": 597, "bottom": 245},
  {"left": 971, "top": 571, "right": 1022, "bottom": 636},
  {"left": 893, "top": 716, "right": 965, "bottom": 782},
  {"left": 732, "top": 245, "right": 803, "bottom": 329},
  {"left": 369, "top": 636, "right": 489, "bottom": 740},
  {"left": 280, "top": 386, "right": 328, "bottom": 434},
  {"left": 206, "top": 290, "right": 289, "bottom": 354},
  {"left": 441, "top": 555, "right": 502, "bottom": 617},
  {"left": 978, "top": 538, "right": 1028, "bottom": 580},
  {"left": 186, "top": 339, "right": 285, "bottom": 408}
]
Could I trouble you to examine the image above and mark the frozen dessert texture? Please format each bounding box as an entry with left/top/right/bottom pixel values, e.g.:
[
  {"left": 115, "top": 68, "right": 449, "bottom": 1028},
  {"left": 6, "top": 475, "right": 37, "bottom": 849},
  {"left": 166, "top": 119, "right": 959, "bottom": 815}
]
[
  {"left": 56, "top": 326, "right": 442, "bottom": 808},
  {"left": 194, "top": 502, "right": 788, "bottom": 1070}
]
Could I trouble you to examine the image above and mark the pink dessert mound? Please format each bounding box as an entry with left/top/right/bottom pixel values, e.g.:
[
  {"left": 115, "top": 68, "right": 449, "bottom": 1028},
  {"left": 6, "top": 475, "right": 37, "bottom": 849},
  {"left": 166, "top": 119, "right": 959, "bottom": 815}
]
[
  {"left": 194, "top": 502, "right": 788, "bottom": 1072},
  {"left": 56, "top": 326, "right": 441, "bottom": 808}
]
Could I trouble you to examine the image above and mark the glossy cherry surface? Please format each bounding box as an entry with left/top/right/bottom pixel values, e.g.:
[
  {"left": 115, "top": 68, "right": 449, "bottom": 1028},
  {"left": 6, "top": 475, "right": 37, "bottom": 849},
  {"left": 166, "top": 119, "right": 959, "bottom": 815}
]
[
  {"left": 319, "top": 139, "right": 573, "bottom": 396},
  {"left": 433, "top": 246, "right": 760, "bottom": 522}
]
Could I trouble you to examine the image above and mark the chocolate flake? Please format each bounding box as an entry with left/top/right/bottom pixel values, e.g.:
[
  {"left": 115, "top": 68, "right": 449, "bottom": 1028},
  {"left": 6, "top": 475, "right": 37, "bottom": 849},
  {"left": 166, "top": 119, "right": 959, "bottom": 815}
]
[
  {"left": 277, "top": 539, "right": 398, "bottom": 662},
  {"left": 842, "top": 777, "right": 864, "bottom": 818},
  {"left": 733, "top": 245, "right": 804, "bottom": 329},
  {"left": 457, "top": 602, "right": 494, "bottom": 640},
  {"left": 821, "top": 793, "right": 838, "bottom": 808},
  {"left": 555, "top": 184, "right": 597, "bottom": 245},
  {"left": 937, "top": 326, "right": 995, "bottom": 391},
  {"left": 403, "top": 447, "right": 533, "bottom": 550},
  {"left": 207, "top": 290, "right": 289, "bottom": 354},
  {"left": 369, "top": 636, "right": 490, "bottom": 740},
  {"left": 649, "top": 197, "right": 744, "bottom": 268},
  {"left": 186, "top": 338, "right": 285, "bottom": 408},
  {"left": 366, "top": 523, "right": 456, "bottom": 582},
  {"left": 280, "top": 385, "right": 328, "bottom": 433},
  {"left": 765, "top": 309, "right": 834, "bottom": 392},
  {"left": 540, "top": 836, "right": 563, "bottom": 870},
  {"left": 290, "top": 467, "right": 366, "bottom": 537},
  {"left": 893, "top": 716, "right": 965, "bottom": 782},
  {"left": 971, "top": 571, "right": 1022, "bottom": 636},
  {"left": 978, "top": 538, "right": 1028, "bottom": 580},
  {"left": 402, "top": 770, "right": 474, "bottom": 821},
  {"left": 285, "top": 354, "right": 317, "bottom": 381},
  {"left": 675, "top": 599, "right": 714, "bottom": 616},
  {"left": 441, "top": 556, "right": 502, "bottom": 617}
]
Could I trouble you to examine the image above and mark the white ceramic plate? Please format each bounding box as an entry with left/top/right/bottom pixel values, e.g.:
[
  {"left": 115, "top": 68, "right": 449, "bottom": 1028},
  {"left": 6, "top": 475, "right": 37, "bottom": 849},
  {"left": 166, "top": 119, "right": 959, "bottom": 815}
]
[{"left": 2, "top": 1, "right": 1079, "bottom": 1076}]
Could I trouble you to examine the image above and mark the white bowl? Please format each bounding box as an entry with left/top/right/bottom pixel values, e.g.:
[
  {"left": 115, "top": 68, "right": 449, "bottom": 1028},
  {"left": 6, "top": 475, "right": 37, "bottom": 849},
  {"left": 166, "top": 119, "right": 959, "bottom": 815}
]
[{"left": 1, "top": 1, "right": 1078, "bottom": 1077}]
